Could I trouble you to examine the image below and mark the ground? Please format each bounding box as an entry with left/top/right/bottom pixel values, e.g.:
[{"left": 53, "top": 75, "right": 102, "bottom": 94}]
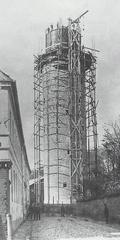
[{"left": 13, "top": 215, "right": 120, "bottom": 240}]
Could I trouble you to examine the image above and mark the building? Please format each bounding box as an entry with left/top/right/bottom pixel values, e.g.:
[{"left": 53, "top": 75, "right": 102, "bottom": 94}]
[
  {"left": 34, "top": 16, "right": 97, "bottom": 204},
  {"left": 0, "top": 70, "right": 31, "bottom": 233}
]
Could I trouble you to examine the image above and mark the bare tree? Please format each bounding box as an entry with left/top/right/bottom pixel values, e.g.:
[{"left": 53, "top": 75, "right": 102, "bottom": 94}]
[{"left": 103, "top": 119, "right": 120, "bottom": 181}]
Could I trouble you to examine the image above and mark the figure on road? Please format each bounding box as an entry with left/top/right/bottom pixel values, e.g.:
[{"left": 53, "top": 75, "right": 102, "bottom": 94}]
[
  {"left": 61, "top": 203, "right": 65, "bottom": 217},
  {"left": 104, "top": 201, "right": 109, "bottom": 224}
]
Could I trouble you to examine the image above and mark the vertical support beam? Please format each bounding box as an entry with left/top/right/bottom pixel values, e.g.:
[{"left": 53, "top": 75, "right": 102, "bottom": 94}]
[
  {"left": 68, "top": 17, "right": 97, "bottom": 200},
  {"left": 56, "top": 47, "right": 60, "bottom": 204},
  {"left": 34, "top": 56, "right": 43, "bottom": 205},
  {"left": 46, "top": 68, "right": 50, "bottom": 204},
  {"left": 68, "top": 18, "right": 85, "bottom": 200},
  {"left": 80, "top": 52, "right": 87, "bottom": 196},
  {"left": 85, "top": 50, "right": 98, "bottom": 183}
]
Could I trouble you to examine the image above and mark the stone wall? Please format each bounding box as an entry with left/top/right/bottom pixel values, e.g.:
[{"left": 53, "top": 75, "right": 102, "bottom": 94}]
[
  {"left": 43, "top": 195, "right": 120, "bottom": 224},
  {"left": 74, "top": 195, "right": 120, "bottom": 223}
]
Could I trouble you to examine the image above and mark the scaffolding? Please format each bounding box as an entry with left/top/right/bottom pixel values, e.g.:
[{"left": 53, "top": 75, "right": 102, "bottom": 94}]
[
  {"left": 85, "top": 49, "right": 97, "bottom": 180},
  {"left": 34, "top": 12, "right": 98, "bottom": 203},
  {"left": 34, "top": 55, "right": 43, "bottom": 204},
  {"left": 68, "top": 14, "right": 98, "bottom": 200}
]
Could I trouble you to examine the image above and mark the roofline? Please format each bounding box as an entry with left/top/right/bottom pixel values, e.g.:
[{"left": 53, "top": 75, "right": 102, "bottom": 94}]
[{"left": 12, "top": 81, "right": 31, "bottom": 173}]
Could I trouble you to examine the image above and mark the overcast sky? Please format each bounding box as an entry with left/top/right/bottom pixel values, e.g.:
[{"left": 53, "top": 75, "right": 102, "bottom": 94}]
[{"left": 0, "top": 0, "right": 120, "bottom": 169}]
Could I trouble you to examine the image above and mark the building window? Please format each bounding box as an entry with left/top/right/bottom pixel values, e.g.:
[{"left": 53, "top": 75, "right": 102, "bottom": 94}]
[
  {"left": 13, "top": 170, "right": 15, "bottom": 202},
  {"left": 9, "top": 111, "right": 12, "bottom": 135},
  {"left": 11, "top": 169, "right": 13, "bottom": 202},
  {"left": 63, "top": 182, "right": 67, "bottom": 188},
  {"left": 67, "top": 148, "right": 70, "bottom": 154}
]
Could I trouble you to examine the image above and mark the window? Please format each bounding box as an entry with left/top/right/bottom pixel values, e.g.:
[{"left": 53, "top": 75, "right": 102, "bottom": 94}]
[
  {"left": 9, "top": 111, "right": 12, "bottom": 135},
  {"left": 63, "top": 182, "right": 67, "bottom": 188},
  {"left": 13, "top": 170, "right": 15, "bottom": 202},
  {"left": 11, "top": 169, "right": 13, "bottom": 201}
]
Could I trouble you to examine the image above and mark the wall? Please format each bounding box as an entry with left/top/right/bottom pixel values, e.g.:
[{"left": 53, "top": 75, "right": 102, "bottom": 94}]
[
  {"left": 22, "top": 154, "right": 30, "bottom": 217},
  {"left": 44, "top": 195, "right": 120, "bottom": 223},
  {"left": 0, "top": 89, "right": 9, "bottom": 160},
  {"left": 7, "top": 92, "right": 23, "bottom": 230},
  {"left": 0, "top": 215, "right": 6, "bottom": 240},
  {"left": 0, "top": 88, "right": 10, "bottom": 238},
  {"left": 74, "top": 195, "right": 120, "bottom": 223},
  {"left": 0, "top": 167, "right": 10, "bottom": 236},
  {"left": 0, "top": 73, "right": 30, "bottom": 234},
  {"left": 7, "top": 88, "right": 30, "bottom": 231}
]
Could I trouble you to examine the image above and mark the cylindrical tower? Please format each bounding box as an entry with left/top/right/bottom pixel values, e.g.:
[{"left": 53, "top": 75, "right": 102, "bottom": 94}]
[
  {"left": 34, "top": 17, "right": 97, "bottom": 204},
  {"left": 42, "top": 25, "right": 71, "bottom": 204}
]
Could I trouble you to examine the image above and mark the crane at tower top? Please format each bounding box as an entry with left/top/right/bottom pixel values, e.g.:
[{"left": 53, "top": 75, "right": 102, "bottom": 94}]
[{"left": 68, "top": 10, "right": 89, "bottom": 24}]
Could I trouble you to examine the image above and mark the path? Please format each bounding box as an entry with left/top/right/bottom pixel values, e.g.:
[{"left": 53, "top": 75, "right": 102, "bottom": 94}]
[{"left": 13, "top": 215, "right": 120, "bottom": 240}]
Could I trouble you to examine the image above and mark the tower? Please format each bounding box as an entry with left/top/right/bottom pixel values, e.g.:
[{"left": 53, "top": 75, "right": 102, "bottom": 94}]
[{"left": 34, "top": 12, "right": 98, "bottom": 204}]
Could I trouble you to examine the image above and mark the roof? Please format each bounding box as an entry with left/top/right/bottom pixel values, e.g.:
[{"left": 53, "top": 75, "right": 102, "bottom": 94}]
[
  {"left": 29, "top": 177, "right": 44, "bottom": 186},
  {"left": 0, "top": 70, "right": 31, "bottom": 173}
]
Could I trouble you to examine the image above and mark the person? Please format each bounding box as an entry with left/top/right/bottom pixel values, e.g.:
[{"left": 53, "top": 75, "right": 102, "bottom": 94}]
[
  {"left": 61, "top": 202, "right": 65, "bottom": 217},
  {"left": 38, "top": 205, "right": 41, "bottom": 220},
  {"left": 32, "top": 202, "right": 36, "bottom": 220},
  {"left": 70, "top": 204, "right": 73, "bottom": 216},
  {"left": 46, "top": 205, "right": 50, "bottom": 216},
  {"left": 104, "top": 202, "right": 109, "bottom": 223},
  {"left": 28, "top": 204, "right": 33, "bottom": 220},
  {"left": 35, "top": 204, "right": 40, "bottom": 220},
  {"left": 65, "top": 205, "right": 69, "bottom": 216}
]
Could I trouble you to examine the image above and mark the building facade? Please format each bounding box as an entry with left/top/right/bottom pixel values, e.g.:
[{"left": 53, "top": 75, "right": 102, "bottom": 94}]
[{"left": 0, "top": 70, "right": 30, "bottom": 233}]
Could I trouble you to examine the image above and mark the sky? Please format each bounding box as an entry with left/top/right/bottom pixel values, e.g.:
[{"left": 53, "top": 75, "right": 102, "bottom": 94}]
[{"left": 0, "top": 0, "right": 120, "bottom": 169}]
